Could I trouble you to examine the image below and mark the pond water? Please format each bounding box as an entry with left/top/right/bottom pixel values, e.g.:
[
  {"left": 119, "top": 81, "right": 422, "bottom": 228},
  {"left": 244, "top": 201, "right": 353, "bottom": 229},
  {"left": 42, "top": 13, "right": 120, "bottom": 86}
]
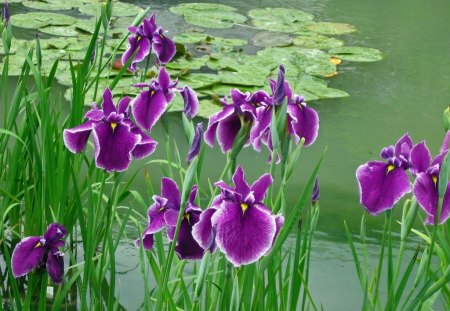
[{"left": 3, "top": 0, "right": 450, "bottom": 309}]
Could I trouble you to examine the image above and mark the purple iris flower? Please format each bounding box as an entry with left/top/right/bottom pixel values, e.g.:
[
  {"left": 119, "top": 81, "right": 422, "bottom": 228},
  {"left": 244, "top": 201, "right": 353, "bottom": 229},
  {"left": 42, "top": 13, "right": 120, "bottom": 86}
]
[
  {"left": 312, "top": 176, "right": 320, "bottom": 204},
  {"left": 131, "top": 67, "right": 177, "bottom": 131},
  {"left": 356, "top": 134, "right": 414, "bottom": 215},
  {"left": 412, "top": 135, "right": 450, "bottom": 224},
  {"left": 286, "top": 93, "right": 319, "bottom": 147},
  {"left": 64, "top": 88, "right": 157, "bottom": 172},
  {"left": 180, "top": 85, "right": 199, "bottom": 119},
  {"left": 3, "top": 0, "right": 10, "bottom": 23},
  {"left": 204, "top": 89, "right": 256, "bottom": 153},
  {"left": 136, "top": 178, "right": 205, "bottom": 260},
  {"left": 121, "top": 14, "right": 176, "bottom": 71},
  {"left": 192, "top": 166, "right": 284, "bottom": 267},
  {"left": 186, "top": 123, "right": 203, "bottom": 163},
  {"left": 12, "top": 223, "right": 66, "bottom": 284}
]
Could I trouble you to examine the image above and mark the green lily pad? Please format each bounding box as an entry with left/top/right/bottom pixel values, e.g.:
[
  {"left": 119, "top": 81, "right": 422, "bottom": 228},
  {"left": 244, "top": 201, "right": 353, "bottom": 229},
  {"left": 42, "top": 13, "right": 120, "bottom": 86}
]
[
  {"left": 22, "top": 1, "right": 75, "bottom": 10},
  {"left": 74, "top": 19, "right": 98, "bottom": 34},
  {"left": 179, "top": 73, "right": 221, "bottom": 90},
  {"left": 289, "top": 75, "right": 349, "bottom": 99},
  {"left": 219, "top": 71, "right": 266, "bottom": 87},
  {"left": 252, "top": 31, "right": 293, "bottom": 47},
  {"left": 183, "top": 11, "right": 247, "bottom": 29},
  {"left": 293, "top": 34, "right": 344, "bottom": 49},
  {"left": 248, "top": 8, "right": 314, "bottom": 24},
  {"left": 170, "top": 3, "right": 237, "bottom": 15},
  {"left": 251, "top": 19, "right": 311, "bottom": 34},
  {"left": 79, "top": 2, "right": 143, "bottom": 17},
  {"left": 328, "top": 46, "right": 383, "bottom": 62},
  {"left": 11, "top": 12, "right": 77, "bottom": 29},
  {"left": 173, "top": 33, "right": 209, "bottom": 44},
  {"left": 38, "top": 26, "right": 80, "bottom": 37},
  {"left": 166, "top": 56, "right": 209, "bottom": 71},
  {"left": 306, "top": 22, "right": 356, "bottom": 35}
]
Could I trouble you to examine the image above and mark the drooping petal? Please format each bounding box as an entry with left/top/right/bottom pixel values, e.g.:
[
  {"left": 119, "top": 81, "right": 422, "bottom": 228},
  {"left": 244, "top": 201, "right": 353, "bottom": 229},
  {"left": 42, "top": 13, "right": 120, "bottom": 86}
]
[
  {"left": 232, "top": 166, "right": 251, "bottom": 198},
  {"left": 102, "top": 88, "right": 117, "bottom": 116},
  {"left": 11, "top": 237, "right": 46, "bottom": 278},
  {"left": 128, "top": 123, "right": 157, "bottom": 159},
  {"left": 356, "top": 161, "right": 411, "bottom": 214},
  {"left": 180, "top": 86, "right": 199, "bottom": 119},
  {"left": 216, "top": 114, "right": 241, "bottom": 153},
  {"left": 175, "top": 212, "right": 204, "bottom": 260},
  {"left": 414, "top": 173, "right": 439, "bottom": 220},
  {"left": 46, "top": 251, "right": 64, "bottom": 284},
  {"left": 272, "top": 214, "right": 284, "bottom": 245},
  {"left": 135, "top": 227, "right": 154, "bottom": 250},
  {"left": 287, "top": 103, "right": 319, "bottom": 146},
  {"left": 146, "top": 202, "right": 169, "bottom": 234},
  {"left": 131, "top": 90, "right": 168, "bottom": 131},
  {"left": 92, "top": 122, "right": 140, "bottom": 172},
  {"left": 204, "top": 105, "right": 235, "bottom": 147},
  {"left": 152, "top": 30, "right": 176, "bottom": 64},
  {"left": 121, "top": 36, "right": 151, "bottom": 71},
  {"left": 251, "top": 173, "right": 273, "bottom": 202},
  {"left": 161, "top": 177, "right": 181, "bottom": 210},
  {"left": 63, "top": 121, "right": 93, "bottom": 153},
  {"left": 409, "top": 142, "right": 432, "bottom": 175},
  {"left": 186, "top": 123, "right": 203, "bottom": 163},
  {"left": 424, "top": 183, "right": 450, "bottom": 224},
  {"left": 192, "top": 208, "right": 217, "bottom": 251},
  {"left": 212, "top": 202, "right": 276, "bottom": 267}
]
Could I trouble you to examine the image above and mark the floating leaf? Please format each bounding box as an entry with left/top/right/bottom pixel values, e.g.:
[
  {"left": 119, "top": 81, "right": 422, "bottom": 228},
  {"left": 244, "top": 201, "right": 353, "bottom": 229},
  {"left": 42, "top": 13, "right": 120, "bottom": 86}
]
[
  {"left": 79, "top": 2, "right": 143, "bottom": 17},
  {"left": 219, "top": 71, "right": 266, "bottom": 86},
  {"left": 293, "top": 34, "right": 344, "bottom": 49},
  {"left": 170, "top": 3, "right": 237, "bottom": 15},
  {"left": 328, "top": 46, "right": 383, "bottom": 62},
  {"left": 252, "top": 31, "right": 293, "bottom": 47},
  {"left": 166, "top": 56, "right": 209, "bottom": 71},
  {"left": 183, "top": 11, "right": 247, "bottom": 29},
  {"left": 173, "top": 33, "right": 209, "bottom": 44},
  {"left": 22, "top": 1, "right": 75, "bottom": 10},
  {"left": 248, "top": 8, "right": 314, "bottom": 23},
  {"left": 306, "top": 22, "right": 356, "bottom": 35},
  {"left": 38, "top": 26, "right": 81, "bottom": 37},
  {"left": 11, "top": 12, "right": 77, "bottom": 29},
  {"left": 179, "top": 73, "right": 221, "bottom": 90}
]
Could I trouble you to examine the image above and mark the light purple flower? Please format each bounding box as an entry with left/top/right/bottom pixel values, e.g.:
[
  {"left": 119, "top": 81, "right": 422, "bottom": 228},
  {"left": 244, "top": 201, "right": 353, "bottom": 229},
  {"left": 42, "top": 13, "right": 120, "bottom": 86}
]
[
  {"left": 186, "top": 123, "right": 203, "bottom": 163},
  {"left": 12, "top": 223, "right": 66, "bottom": 284},
  {"left": 192, "top": 166, "right": 283, "bottom": 267},
  {"left": 136, "top": 178, "right": 205, "bottom": 260},
  {"left": 180, "top": 85, "right": 199, "bottom": 119},
  {"left": 64, "top": 88, "right": 157, "bottom": 172},
  {"left": 204, "top": 89, "right": 256, "bottom": 153},
  {"left": 121, "top": 14, "right": 176, "bottom": 71},
  {"left": 356, "top": 134, "right": 413, "bottom": 215},
  {"left": 131, "top": 67, "right": 177, "bottom": 131}
]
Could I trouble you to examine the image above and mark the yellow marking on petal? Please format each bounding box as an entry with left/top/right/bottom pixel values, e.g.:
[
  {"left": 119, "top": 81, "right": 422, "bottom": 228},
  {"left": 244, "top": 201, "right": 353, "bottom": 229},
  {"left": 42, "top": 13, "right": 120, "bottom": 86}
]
[
  {"left": 185, "top": 213, "right": 191, "bottom": 225},
  {"left": 330, "top": 57, "right": 342, "bottom": 65},
  {"left": 241, "top": 203, "right": 249, "bottom": 214},
  {"left": 111, "top": 122, "right": 117, "bottom": 131},
  {"left": 324, "top": 71, "right": 338, "bottom": 78},
  {"left": 34, "top": 242, "right": 41, "bottom": 249},
  {"left": 150, "top": 90, "right": 155, "bottom": 96},
  {"left": 387, "top": 164, "right": 395, "bottom": 173},
  {"left": 432, "top": 176, "right": 438, "bottom": 187}
]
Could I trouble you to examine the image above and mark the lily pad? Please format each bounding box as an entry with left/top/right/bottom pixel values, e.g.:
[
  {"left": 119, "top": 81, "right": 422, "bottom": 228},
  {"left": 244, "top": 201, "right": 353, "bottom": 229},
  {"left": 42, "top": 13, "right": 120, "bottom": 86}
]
[
  {"left": 306, "top": 22, "right": 356, "bottom": 35},
  {"left": 252, "top": 31, "right": 293, "bottom": 47},
  {"left": 166, "top": 56, "right": 209, "bottom": 71},
  {"left": 293, "top": 34, "right": 344, "bottom": 49},
  {"left": 219, "top": 71, "right": 266, "bottom": 87},
  {"left": 170, "top": 3, "right": 237, "bottom": 15},
  {"left": 251, "top": 19, "right": 311, "bottom": 34},
  {"left": 22, "top": 1, "right": 75, "bottom": 10},
  {"left": 173, "top": 33, "right": 209, "bottom": 44},
  {"left": 11, "top": 12, "right": 77, "bottom": 29},
  {"left": 79, "top": 2, "right": 143, "bottom": 17},
  {"left": 328, "top": 46, "right": 383, "bottom": 62},
  {"left": 38, "top": 26, "right": 81, "bottom": 37},
  {"left": 183, "top": 11, "right": 247, "bottom": 29},
  {"left": 248, "top": 8, "right": 314, "bottom": 24},
  {"left": 179, "top": 73, "right": 221, "bottom": 90}
]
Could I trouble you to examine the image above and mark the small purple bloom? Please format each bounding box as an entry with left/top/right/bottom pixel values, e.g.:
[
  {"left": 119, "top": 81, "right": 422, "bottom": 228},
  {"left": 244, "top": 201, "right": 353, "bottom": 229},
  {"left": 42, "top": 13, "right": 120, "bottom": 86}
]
[
  {"left": 356, "top": 135, "right": 413, "bottom": 215},
  {"left": 12, "top": 223, "right": 66, "bottom": 284},
  {"left": 3, "top": 0, "right": 10, "bottom": 24},
  {"left": 131, "top": 67, "right": 177, "bottom": 131},
  {"left": 64, "top": 88, "right": 157, "bottom": 172},
  {"left": 204, "top": 89, "right": 256, "bottom": 153},
  {"left": 192, "top": 166, "right": 283, "bottom": 267},
  {"left": 312, "top": 176, "right": 320, "bottom": 204},
  {"left": 186, "top": 123, "right": 203, "bottom": 163},
  {"left": 122, "top": 14, "right": 176, "bottom": 71},
  {"left": 180, "top": 85, "right": 199, "bottom": 119},
  {"left": 136, "top": 178, "right": 205, "bottom": 260}
]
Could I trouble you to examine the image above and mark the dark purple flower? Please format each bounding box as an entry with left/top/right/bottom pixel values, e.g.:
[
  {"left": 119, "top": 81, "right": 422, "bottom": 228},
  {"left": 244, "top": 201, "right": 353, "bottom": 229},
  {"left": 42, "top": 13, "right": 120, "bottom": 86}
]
[
  {"left": 12, "top": 223, "right": 66, "bottom": 284},
  {"left": 121, "top": 14, "right": 176, "bottom": 71},
  {"left": 64, "top": 88, "right": 157, "bottom": 172},
  {"left": 3, "top": 0, "right": 10, "bottom": 24},
  {"left": 180, "top": 85, "right": 199, "bottom": 119},
  {"left": 356, "top": 135, "right": 414, "bottom": 215},
  {"left": 271, "top": 64, "right": 286, "bottom": 105},
  {"left": 186, "top": 123, "right": 203, "bottom": 163},
  {"left": 312, "top": 176, "right": 319, "bottom": 204},
  {"left": 192, "top": 166, "right": 284, "bottom": 266},
  {"left": 131, "top": 67, "right": 177, "bottom": 131},
  {"left": 286, "top": 93, "right": 319, "bottom": 146},
  {"left": 204, "top": 89, "right": 256, "bottom": 153},
  {"left": 136, "top": 178, "right": 205, "bottom": 260}
]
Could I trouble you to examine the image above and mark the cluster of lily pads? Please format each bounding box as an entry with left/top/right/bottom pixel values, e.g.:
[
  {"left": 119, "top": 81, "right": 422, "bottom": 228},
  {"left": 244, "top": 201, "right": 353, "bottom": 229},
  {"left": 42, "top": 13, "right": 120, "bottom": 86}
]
[{"left": 1, "top": 1, "right": 382, "bottom": 118}]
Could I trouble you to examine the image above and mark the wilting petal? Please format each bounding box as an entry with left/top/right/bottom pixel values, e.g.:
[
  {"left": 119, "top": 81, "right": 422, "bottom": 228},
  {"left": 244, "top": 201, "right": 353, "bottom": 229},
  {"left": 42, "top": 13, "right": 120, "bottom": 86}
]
[
  {"left": 251, "top": 173, "right": 273, "bottom": 202},
  {"left": 63, "top": 121, "right": 93, "bottom": 153},
  {"left": 410, "top": 142, "right": 431, "bottom": 175},
  {"left": 132, "top": 90, "right": 168, "bottom": 131},
  {"left": 92, "top": 122, "right": 140, "bottom": 172},
  {"left": 356, "top": 161, "right": 411, "bottom": 214},
  {"left": 217, "top": 114, "right": 241, "bottom": 153},
  {"left": 212, "top": 201, "right": 276, "bottom": 266},
  {"left": 161, "top": 178, "right": 181, "bottom": 210},
  {"left": 175, "top": 212, "right": 204, "bottom": 260},
  {"left": 102, "top": 88, "right": 117, "bottom": 116},
  {"left": 128, "top": 123, "right": 157, "bottom": 159},
  {"left": 192, "top": 208, "right": 217, "bottom": 251},
  {"left": 287, "top": 103, "right": 319, "bottom": 146},
  {"left": 180, "top": 86, "right": 199, "bottom": 119},
  {"left": 11, "top": 237, "right": 46, "bottom": 278},
  {"left": 152, "top": 30, "right": 176, "bottom": 64},
  {"left": 46, "top": 251, "right": 64, "bottom": 284},
  {"left": 186, "top": 123, "right": 203, "bottom": 163},
  {"left": 204, "top": 105, "right": 235, "bottom": 147}
]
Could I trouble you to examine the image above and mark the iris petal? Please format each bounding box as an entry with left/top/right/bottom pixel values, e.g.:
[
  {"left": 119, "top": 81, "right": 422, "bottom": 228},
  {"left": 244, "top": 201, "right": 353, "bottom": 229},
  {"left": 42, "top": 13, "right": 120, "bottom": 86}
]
[
  {"left": 63, "top": 121, "right": 93, "bottom": 153},
  {"left": 287, "top": 103, "right": 319, "bottom": 146},
  {"left": 131, "top": 89, "right": 168, "bottom": 131},
  {"left": 46, "top": 251, "right": 64, "bottom": 284},
  {"left": 11, "top": 237, "right": 46, "bottom": 278},
  {"left": 409, "top": 142, "right": 431, "bottom": 175}
]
